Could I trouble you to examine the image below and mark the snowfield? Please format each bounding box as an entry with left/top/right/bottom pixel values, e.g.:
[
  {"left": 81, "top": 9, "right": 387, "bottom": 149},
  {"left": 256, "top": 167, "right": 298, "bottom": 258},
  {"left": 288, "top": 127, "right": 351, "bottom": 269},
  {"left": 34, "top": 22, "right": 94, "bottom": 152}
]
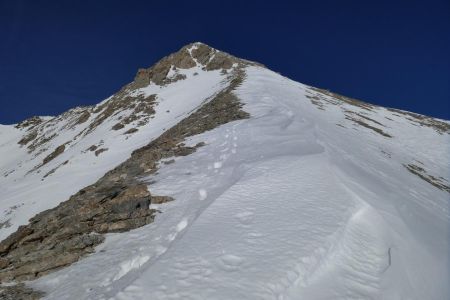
[{"left": 1, "top": 62, "right": 449, "bottom": 299}]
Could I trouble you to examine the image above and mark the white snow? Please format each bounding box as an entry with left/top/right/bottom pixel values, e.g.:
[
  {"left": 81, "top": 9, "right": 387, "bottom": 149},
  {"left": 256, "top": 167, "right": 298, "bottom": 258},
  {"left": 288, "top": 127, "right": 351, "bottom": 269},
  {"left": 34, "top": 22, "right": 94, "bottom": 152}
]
[
  {"left": 0, "top": 65, "right": 227, "bottom": 241},
  {"left": 2, "top": 64, "right": 449, "bottom": 299},
  {"left": 176, "top": 219, "right": 188, "bottom": 232},
  {"left": 198, "top": 189, "right": 207, "bottom": 201}
]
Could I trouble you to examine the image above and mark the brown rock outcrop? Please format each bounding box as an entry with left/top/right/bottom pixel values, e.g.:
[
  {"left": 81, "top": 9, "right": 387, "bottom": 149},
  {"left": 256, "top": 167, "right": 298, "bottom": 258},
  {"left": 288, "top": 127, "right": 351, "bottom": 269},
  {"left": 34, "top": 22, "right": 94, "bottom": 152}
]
[
  {"left": 0, "top": 45, "right": 252, "bottom": 298},
  {"left": 0, "top": 283, "right": 44, "bottom": 300},
  {"left": 42, "top": 144, "right": 66, "bottom": 165}
]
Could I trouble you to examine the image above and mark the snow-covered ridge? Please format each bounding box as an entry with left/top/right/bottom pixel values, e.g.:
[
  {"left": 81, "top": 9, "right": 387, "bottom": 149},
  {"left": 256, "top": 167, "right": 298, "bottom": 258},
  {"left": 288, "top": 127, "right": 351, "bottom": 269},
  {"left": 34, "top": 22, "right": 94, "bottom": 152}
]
[
  {"left": 0, "top": 42, "right": 249, "bottom": 241},
  {"left": 1, "top": 43, "right": 449, "bottom": 299},
  {"left": 28, "top": 65, "right": 449, "bottom": 300}
]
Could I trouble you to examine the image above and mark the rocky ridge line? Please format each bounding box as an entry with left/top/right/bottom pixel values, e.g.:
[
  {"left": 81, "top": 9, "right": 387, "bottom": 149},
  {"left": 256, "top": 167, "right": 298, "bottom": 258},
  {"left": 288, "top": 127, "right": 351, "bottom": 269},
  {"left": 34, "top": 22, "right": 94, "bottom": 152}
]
[
  {"left": 8, "top": 43, "right": 260, "bottom": 182},
  {"left": 0, "top": 61, "right": 249, "bottom": 298}
]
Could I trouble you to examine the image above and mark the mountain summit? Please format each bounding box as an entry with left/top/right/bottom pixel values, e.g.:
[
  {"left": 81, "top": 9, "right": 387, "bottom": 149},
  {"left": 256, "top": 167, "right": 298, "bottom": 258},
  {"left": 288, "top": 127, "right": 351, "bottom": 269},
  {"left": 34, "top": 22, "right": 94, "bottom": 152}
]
[{"left": 0, "top": 43, "right": 449, "bottom": 299}]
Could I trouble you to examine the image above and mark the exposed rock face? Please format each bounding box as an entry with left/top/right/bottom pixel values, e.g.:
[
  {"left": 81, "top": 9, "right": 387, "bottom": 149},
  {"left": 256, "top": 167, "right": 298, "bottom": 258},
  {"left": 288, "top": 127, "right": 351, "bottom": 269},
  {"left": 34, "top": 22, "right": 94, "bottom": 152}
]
[
  {"left": 112, "top": 67, "right": 249, "bottom": 181},
  {"left": 404, "top": 163, "right": 450, "bottom": 193},
  {"left": 308, "top": 86, "right": 450, "bottom": 135},
  {"left": 386, "top": 108, "right": 450, "bottom": 134},
  {"left": 132, "top": 45, "right": 198, "bottom": 87},
  {"left": 17, "top": 130, "right": 38, "bottom": 146},
  {"left": 87, "top": 145, "right": 98, "bottom": 152},
  {"left": 42, "top": 144, "right": 66, "bottom": 165},
  {"left": 73, "top": 110, "right": 90, "bottom": 127},
  {"left": 132, "top": 48, "right": 196, "bottom": 87},
  {"left": 124, "top": 128, "right": 138, "bottom": 135},
  {"left": 111, "top": 123, "right": 125, "bottom": 130},
  {"left": 0, "top": 63, "right": 250, "bottom": 296},
  {"left": 15, "top": 92, "right": 157, "bottom": 160},
  {"left": 84, "top": 93, "right": 157, "bottom": 136},
  {"left": 131, "top": 42, "right": 261, "bottom": 88},
  {"left": 150, "top": 196, "right": 174, "bottom": 204},
  {"left": 12, "top": 42, "right": 257, "bottom": 183},
  {"left": 0, "top": 283, "right": 44, "bottom": 300},
  {"left": 17, "top": 107, "right": 91, "bottom": 154},
  {"left": 14, "top": 117, "right": 45, "bottom": 130},
  {"left": 94, "top": 148, "right": 108, "bottom": 156},
  {"left": 0, "top": 182, "right": 153, "bottom": 282},
  {"left": 306, "top": 87, "right": 394, "bottom": 138}
]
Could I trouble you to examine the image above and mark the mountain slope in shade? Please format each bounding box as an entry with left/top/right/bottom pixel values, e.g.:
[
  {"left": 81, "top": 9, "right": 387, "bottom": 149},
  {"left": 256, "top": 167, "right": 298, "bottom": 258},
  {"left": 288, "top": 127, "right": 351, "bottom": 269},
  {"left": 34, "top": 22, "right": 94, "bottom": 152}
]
[{"left": 0, "top": 43, "right": 449, "bottom": 299}]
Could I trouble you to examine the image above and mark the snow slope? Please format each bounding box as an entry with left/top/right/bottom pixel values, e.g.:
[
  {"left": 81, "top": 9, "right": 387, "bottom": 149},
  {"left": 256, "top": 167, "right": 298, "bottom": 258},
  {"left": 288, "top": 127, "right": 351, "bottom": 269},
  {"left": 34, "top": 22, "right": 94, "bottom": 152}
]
[
  {"left": 22, "top": 65, "right": 450, "bottom": 299},
  {"left": 0, "top": 62, "right": 228, "bottom": 241}
]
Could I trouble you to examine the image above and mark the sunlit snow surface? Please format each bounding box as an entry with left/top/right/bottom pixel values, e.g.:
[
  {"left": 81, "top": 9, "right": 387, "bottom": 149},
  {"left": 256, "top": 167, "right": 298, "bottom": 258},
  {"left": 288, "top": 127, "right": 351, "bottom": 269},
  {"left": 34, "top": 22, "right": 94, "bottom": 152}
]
[
  {"left": 0, "top": 66, "right": 226, "bottom": 241},
  {"left": 3, "top": 66, "right": 450, "bottom": 299}
]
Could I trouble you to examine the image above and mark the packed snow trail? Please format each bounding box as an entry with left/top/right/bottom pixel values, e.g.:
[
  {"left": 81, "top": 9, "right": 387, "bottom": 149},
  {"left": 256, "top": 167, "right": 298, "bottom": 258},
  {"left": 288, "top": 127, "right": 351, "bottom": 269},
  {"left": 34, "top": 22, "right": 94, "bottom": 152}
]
[{"left": 30, "top": 66, "right": 449, "bottom": 299}]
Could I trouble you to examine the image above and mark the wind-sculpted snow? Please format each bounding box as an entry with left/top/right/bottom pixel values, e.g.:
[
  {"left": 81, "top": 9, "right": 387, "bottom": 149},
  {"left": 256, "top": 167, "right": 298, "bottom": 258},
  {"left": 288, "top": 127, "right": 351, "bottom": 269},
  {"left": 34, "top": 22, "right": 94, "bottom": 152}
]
[{"left": 22, "top": 66, "right": 450, "bottom": 299}]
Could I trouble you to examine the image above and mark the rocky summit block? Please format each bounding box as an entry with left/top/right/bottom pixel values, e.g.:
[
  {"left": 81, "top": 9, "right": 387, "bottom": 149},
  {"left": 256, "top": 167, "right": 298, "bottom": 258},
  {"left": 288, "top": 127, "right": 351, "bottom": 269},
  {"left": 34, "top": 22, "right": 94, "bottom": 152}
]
[{"left": 132, "top": 42, "right": 260, "bottom": 88}]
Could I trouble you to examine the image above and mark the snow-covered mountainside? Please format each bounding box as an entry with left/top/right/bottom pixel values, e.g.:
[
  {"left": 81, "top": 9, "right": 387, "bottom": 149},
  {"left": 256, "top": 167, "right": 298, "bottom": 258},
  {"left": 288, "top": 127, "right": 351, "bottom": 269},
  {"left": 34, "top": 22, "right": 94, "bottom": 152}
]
[{"left": 0, "top": 42, "right": 449, "bottom": 299}]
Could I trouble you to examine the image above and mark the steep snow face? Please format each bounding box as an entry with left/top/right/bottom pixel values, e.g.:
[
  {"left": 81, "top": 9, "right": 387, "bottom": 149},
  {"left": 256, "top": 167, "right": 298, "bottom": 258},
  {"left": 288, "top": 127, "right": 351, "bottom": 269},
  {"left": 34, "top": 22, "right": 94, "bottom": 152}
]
[
  {"left": 29, "top": 66, "right": 449, "bottom": 299},
  {"left": 0, "top": 53, "right": 229, "bottom": 241}
]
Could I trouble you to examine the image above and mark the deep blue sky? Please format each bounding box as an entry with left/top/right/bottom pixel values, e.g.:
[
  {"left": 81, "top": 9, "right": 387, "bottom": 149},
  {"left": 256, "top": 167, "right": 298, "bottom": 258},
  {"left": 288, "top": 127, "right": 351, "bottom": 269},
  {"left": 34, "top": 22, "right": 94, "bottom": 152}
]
[{"left": 1, "top": 0, "right": 449, "bottom": 124}]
